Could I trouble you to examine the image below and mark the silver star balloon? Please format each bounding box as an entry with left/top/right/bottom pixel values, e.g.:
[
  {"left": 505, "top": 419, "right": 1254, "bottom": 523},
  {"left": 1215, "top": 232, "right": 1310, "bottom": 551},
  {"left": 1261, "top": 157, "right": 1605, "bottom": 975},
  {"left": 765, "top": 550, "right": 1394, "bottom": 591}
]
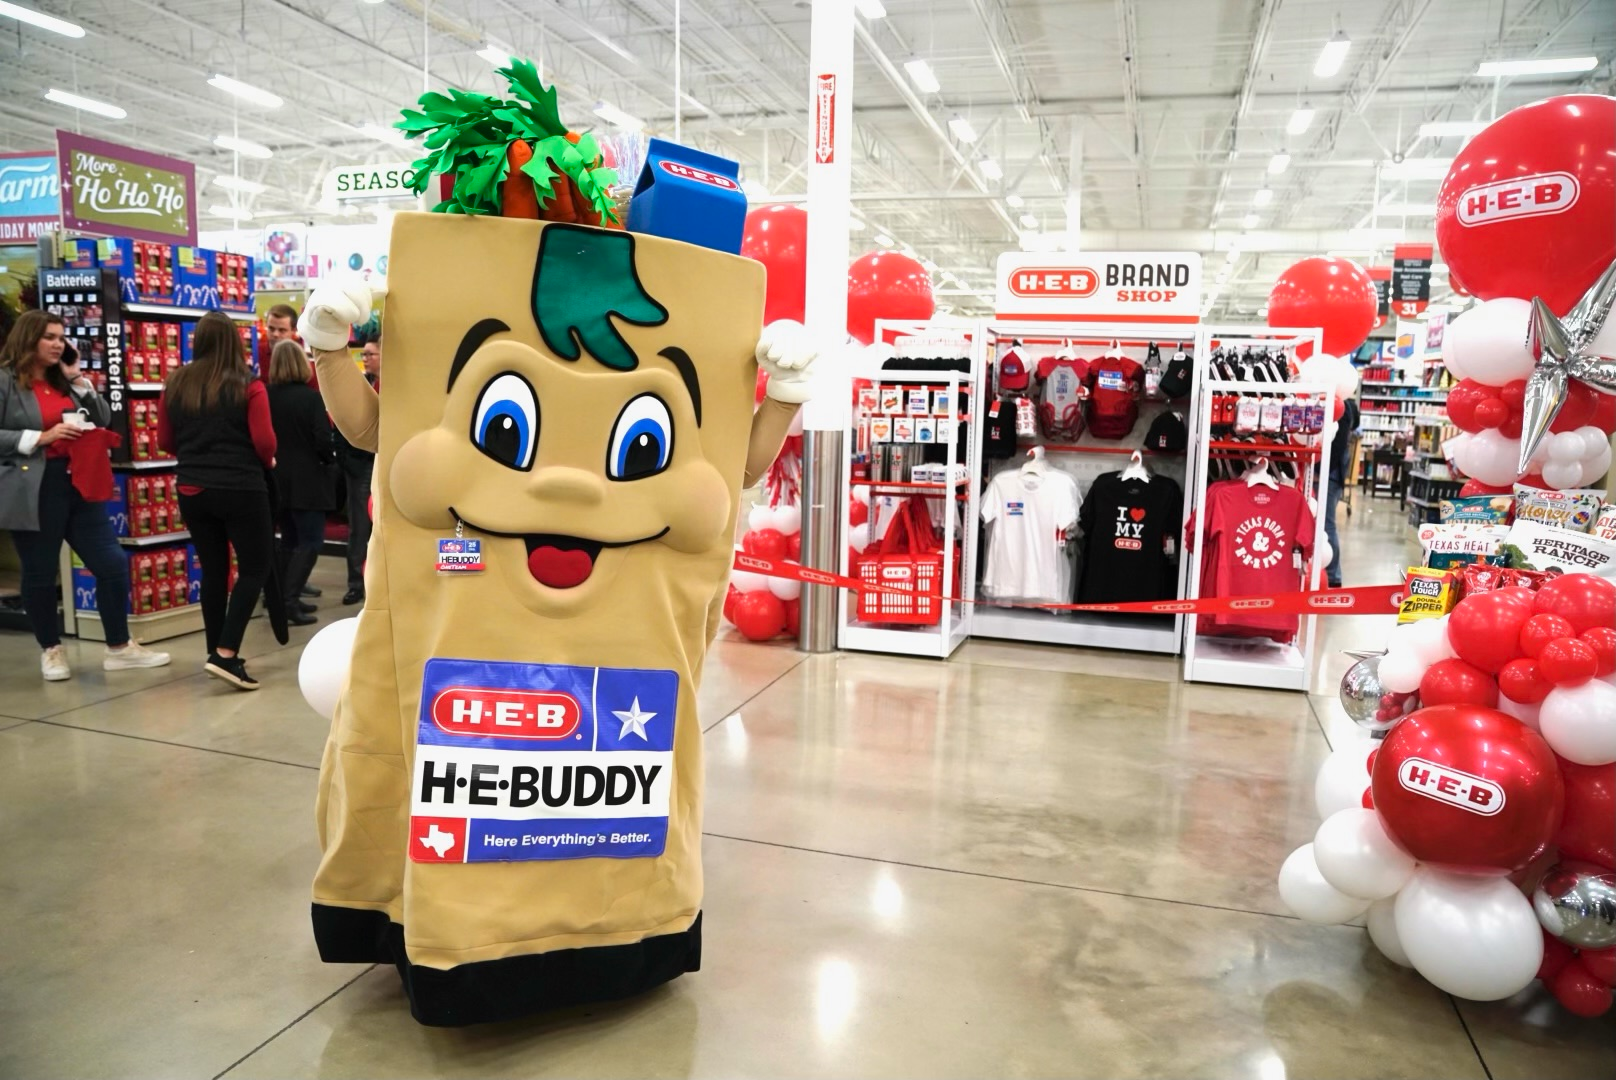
[{"left": 1518, "top": 259, "right": 1616, "bottom": 474}]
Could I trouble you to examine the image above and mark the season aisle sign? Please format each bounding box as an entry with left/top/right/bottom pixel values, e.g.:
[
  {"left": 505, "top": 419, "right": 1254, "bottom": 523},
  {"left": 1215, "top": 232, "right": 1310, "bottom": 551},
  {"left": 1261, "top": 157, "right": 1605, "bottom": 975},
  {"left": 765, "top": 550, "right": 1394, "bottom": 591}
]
[
  {"left": 995, "top": 251, "right": 1202, "bottom": 324},
  {"left": 409, "top": 658, "right": 677, "bottom": 864}
]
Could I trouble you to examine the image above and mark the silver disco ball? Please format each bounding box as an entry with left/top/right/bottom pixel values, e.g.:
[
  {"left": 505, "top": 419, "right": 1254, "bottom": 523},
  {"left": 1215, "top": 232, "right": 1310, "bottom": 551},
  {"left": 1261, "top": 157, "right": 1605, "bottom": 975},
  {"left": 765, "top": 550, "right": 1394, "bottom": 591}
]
[
  {"left": 1534, "top": 862, "right": 1616, "bottom": 950},
  {"left": 1339, "top": 655, "right": 1405, "bottom": 733}
]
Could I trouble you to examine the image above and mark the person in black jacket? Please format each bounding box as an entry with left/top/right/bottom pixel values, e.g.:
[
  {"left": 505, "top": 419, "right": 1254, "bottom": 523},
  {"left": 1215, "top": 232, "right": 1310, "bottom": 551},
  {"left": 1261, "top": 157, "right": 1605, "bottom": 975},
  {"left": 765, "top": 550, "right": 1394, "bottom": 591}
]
[
  {"left": 1325, "top": 397, "right": 1360, "bottom": 589},
  {"left": 266, "top": 340, "right": 335, "bottom": 626},
  {"left": 156, "top": 312, "right": 276, "bottom": 690}
]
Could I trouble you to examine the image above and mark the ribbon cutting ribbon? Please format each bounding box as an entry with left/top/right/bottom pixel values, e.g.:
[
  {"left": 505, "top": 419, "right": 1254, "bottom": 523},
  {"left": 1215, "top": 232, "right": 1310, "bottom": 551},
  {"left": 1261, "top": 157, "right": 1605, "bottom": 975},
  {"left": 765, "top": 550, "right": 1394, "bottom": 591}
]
[{"left": 732, "top": 553, "right": 1405, "bottom": 616}]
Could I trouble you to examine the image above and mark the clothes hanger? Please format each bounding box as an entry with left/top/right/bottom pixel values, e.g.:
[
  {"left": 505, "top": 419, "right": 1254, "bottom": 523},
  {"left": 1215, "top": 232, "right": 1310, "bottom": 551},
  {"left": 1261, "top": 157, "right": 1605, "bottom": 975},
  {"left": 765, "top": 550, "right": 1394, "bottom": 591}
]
[
  {"left": 1122, "top": 449, "right": 1150, "bottom": 481},
  {"left": 1245, "top": 455, "right": 1278, "bottom": 489},
  {"left": 1022, "top": 445, "right": 1047, "bottom": 474},
  {"left": 1106, "top": 338, "right": 1124, "bottom": 358}
]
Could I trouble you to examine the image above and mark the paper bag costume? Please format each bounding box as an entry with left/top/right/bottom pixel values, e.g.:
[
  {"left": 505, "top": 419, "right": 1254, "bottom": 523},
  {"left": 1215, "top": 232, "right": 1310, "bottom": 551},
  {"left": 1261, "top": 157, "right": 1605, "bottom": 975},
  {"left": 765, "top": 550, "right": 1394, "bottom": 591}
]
[{"left": 308, "top": 212, "right": 795, "bottom": 1026}]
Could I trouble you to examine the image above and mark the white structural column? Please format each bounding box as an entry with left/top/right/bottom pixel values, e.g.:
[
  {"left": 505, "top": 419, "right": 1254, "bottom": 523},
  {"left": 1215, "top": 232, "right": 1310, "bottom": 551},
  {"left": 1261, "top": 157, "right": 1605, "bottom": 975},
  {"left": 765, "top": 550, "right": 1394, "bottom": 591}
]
[{"left": 797, "top": 0, "right": 855, "bottom": 651}]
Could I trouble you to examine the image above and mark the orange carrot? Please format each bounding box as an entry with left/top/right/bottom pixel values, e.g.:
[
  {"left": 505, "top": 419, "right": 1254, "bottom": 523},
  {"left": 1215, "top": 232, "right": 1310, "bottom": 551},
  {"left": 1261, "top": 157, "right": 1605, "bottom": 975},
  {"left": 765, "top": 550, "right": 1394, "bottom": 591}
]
[{"left": 500, "top": 139, "right": 540, "bottom": 219}]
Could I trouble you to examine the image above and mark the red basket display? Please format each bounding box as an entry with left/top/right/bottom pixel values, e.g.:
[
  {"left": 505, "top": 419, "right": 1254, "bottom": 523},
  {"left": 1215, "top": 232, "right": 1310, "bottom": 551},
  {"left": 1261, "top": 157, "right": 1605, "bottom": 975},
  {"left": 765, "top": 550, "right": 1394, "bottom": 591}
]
[{"left": 855, "top": 496, "right": 948, "bottom": 626}]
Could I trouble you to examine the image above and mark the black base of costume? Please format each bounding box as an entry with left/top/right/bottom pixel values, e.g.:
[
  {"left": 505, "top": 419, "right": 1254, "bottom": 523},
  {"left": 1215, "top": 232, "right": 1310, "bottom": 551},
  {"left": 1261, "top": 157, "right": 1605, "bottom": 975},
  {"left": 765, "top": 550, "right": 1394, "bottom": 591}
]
[{"left": 311, "top": 903, "right": 702, "bottom": 1027}]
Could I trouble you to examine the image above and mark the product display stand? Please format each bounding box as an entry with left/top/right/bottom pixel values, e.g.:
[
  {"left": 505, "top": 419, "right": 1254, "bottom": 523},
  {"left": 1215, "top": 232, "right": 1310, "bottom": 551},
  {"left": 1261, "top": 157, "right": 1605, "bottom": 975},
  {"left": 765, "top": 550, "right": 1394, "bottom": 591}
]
[
  {"left": 837, "top": 331, "right": 979, "bottom": 659},
  {"left": 961, "top": 320, "right": 1204, "bottom": 654}
]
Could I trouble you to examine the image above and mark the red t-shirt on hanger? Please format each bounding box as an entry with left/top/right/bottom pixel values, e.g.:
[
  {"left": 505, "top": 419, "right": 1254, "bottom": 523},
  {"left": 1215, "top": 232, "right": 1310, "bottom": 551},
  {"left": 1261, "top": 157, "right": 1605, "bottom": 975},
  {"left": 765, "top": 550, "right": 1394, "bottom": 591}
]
[
  {"left": 1192, "top": 479, "right": 1316, "bottom": 643},
  {"left": 1085, "top": 355, "right": 1144, "bottom": 439}
]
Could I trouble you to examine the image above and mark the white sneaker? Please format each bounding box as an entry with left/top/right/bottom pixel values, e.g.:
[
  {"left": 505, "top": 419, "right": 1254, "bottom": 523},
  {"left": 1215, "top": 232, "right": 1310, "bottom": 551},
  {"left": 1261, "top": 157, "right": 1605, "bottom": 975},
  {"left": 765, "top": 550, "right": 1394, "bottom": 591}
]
[
  {"left": 41, "top": 645, "right": 71, "bottom": 681},
  {"left": 103, "top": 640, "right": 172, "bottom": 671}
]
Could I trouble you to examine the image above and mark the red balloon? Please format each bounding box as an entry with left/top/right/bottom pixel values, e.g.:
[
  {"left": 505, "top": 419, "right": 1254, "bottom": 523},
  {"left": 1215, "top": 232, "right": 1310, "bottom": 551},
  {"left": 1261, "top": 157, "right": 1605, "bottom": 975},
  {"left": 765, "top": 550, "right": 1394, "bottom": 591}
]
[
  {"left": 722, "top": 584, "right": 740, "bottom": 625},
  {"left": 1472, "top": 396, "right": 1508, "bottom": 430},
  {"left": 741, "top": 527, "right": 789, "bottom": 561},
  {"left": 1556, "top": 759, "right": 1616, "bottom": 867},
  {"left": 1518, "top": 471, "right": 1549, "bottom": 489},
  {"left": 1547, "top": 380, "right": 1599, "bottom": 434},
  {"left": 1459, "top": 479, "right": 1513, "bottom": 497},
  {"left": 741, "top": 205, "right": 808, "bottom": 324},
  {"left": 1582, "top": 947, "right": 1616, "bottom": 988},
  {"left": 1332, "top": 398, "right": 1345, "bottom": 422},
  {"left": 1534, "top": 573, "right": 1616, "bottom": 634},
  {"left": 1582, "top": 626, "right": 1616, "bottom": 677},
  {"left": 1540, "top": 637, "right": 1600, "bottom": 687},
  {"left": 785, "top": 532, "right": 801, "bottom": 561},
  {"left": 1420, "top": 658, "right": 1500, "bottom": 708},
  {"left": 847, "top": 252, "right": 935, "bottom": 345},
  {"left": 1448, "top": 587, "right": 1536, "bottom": 673},
  {"left": 1435, "top": 95, "right": 1616, "bottom": 315},
  {"left": 1550, "top": 960, "right": 1614, "bottom": 1018},
  {"left": 1520, "top": 612, "right": 1578, "bottom": 658},
  {"left": 731, "top": 589, "right": 787, "bottom": 641},
  {"left": 1499, "top": 414, "right": 1523, "bottom": 440},
  {"left": 1450, "top": 271, "right": 1471, "bottom": 298},
  {"left": 1498, "top": 379, "right": 1528, "bottom": 412},
  {"left": 848, "top": 498, "right": 869, "bottom": 527},
  {"left": 1446, "top": 380, "right": 1487, "bottom": 433},
  {"left": 1267, "top": 257, "right": 1378, "bottom": 356},
  {"left": 1498, "top": 658, "right": 1552, "bottom": 705},
  {"left": 1591, "top": 390, "right": 1616, "bottom": 435},
  {"left": 1370, "top": 704, "right": 1565, "bottom": 874},
  {"left": 1538, "top": 930, "right": 1576, "bottom": 983},
  {"left": 782, "top": 597, "right": 801, "bottom": 636}
]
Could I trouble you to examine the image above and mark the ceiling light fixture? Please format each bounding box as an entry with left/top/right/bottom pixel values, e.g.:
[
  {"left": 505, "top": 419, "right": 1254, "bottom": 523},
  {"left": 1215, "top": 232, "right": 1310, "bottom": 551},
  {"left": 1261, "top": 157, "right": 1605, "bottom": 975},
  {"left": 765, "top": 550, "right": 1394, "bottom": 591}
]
[
  {"left": 977, "top": 157, "right": 1003, "bottom": 180},
  {"left": 1381, "top": 157, "right": 1454, "bottom": 179},
  {"left": 1253, "top": 187, "right": 1273, "bottom": 207},
  {"left": 1314, "top": 31, "right": 1351, "bottom": 77},
  {"left": 0, "top": 1, "right": 84, "bottom": 37},
  {"left": 1417, "top": 120, "right": 1487, "bottom": 138},
  {"left": 948, "top": 115, "right": 978, "bottom": 143},
  {"left": 1242, "top": 213, "right": 1259, "bottom": 229},
  {"left": 213, "top": 175, "right": 266, "bottom": 194},
  {"left": 476, "top": 44, "right": 511, "bottom": 67},
  {"left": 874, "top": 232, "right": 895, "bottom": 248},
  {"left": 356, "top": 123, "right": 411, "bottom": 148},
  {"left": 1475, "top": 56, "right": 1598, "bottom": 77},
  {"left": 1019, "top": 213, "right": 1039, "bottom": 228},
  {"left": 593, "top": 101, "right": 644, "bottom": 130},
  {"left": 1286, "top": 107, "right": 1315, "bottom": 136},
  {"left": 207, "top": 74, "right": 284, "bottom": 109},
  {"left": 45, "top": 88, "right": 125, "bottom": 119},
  {"left": 903, "top": 58, "right": 940, "bottom": 95},
  {"left": 214, "top": 134, "right": 273, "bottom": 158},
  {"left": 848, "top": 218, "right": 866, "bottom": 232},
  {"left": 208, "top": 203, "right": 254, "bottom": 221},
  {"left": 853, "top": 0, "right": 887, "bottom": 18},
  {"left": 1268, "top": 152, "right": 1291, "bottom": 175},
  {"left": 1005, "top": 194, "right": 1025, "bottom": 208}
]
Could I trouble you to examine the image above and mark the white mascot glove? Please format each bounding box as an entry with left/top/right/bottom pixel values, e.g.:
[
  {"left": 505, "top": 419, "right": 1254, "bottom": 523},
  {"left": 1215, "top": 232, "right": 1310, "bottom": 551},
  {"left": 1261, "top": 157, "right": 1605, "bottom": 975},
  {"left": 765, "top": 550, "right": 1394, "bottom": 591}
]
[
  {"left": 757, "top": 319, "right": 818, "bottom": 405},
  {"left": 298, "top": 274, "right": 385, "bottom": 352}
]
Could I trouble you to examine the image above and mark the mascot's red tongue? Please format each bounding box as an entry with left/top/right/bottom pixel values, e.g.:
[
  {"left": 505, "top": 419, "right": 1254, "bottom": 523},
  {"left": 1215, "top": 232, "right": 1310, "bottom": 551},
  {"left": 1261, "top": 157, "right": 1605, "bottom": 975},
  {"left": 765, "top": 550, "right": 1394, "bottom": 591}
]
[{"left": 527, "top": 544, "right": 594, "bottom": 588}]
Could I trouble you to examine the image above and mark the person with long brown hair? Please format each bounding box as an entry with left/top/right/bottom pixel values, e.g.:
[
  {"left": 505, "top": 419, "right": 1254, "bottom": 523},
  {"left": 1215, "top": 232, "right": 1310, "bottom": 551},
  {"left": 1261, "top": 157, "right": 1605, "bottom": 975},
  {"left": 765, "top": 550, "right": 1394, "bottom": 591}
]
[
  {"left": 1, "top": 309, "right": 171, "bottom": 679},
  {"left": 265, "top": 338, "right": 334, "bottom": 626},
  {"left": 155, "top": 311, "right": 276, "bottom": 689}
]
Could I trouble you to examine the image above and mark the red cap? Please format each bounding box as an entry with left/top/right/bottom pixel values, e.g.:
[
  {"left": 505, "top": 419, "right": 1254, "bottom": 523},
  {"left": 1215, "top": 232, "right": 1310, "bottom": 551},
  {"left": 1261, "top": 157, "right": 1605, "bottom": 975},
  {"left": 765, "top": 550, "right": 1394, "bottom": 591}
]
[{"left": 999, "top": 348, "right": 1029, "bottom": 391}]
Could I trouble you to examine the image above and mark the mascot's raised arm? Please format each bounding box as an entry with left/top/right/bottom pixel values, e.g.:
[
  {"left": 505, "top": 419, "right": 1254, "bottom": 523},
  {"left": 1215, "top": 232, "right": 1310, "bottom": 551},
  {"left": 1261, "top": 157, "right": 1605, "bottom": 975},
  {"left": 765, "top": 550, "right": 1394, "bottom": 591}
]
[{"left": 294, "top": 58, "right": 814, "bottom": 1027}]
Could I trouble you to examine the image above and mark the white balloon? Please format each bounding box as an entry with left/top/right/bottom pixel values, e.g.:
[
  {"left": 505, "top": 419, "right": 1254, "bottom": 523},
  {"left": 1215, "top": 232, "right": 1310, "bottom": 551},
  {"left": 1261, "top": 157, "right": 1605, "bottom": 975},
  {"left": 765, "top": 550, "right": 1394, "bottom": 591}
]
[
  {"left": 1540, "top": 458, "right": 1584, "bottom": 491},
  {"left": 1315, "top": 808, "right": 1418, "bottom": 900},
  {"left": 851, "top": 485, "right": 872, "bottom": 506},
  {"left": 1316, "top": 534, "right": 1333, "bottom": 573},
  {"left": 1395, "top": 868, "right": 1543, "bottom": 1001},
  {"left": 1333, "top": 356, "right": 1360, "bottom": 402},
  {"left": 1367, "top": 897, "right": 1413, "bottom": 967},
  {"left": 770, "top": 503, "right": 802, "bottom": 536},
  {"left": 1279, "top": 843, "right": 1374, "bottom": 924},
  {"left": 297, "top": 616, "right": 361, "bottom": 721},
  {"left": 730, "top": 569, "right": 768, "bottom": 593},
  {"left": 1297, "top": 354, "right": 1336, "bottom": 385},
  {"left": 1314, "top": 743, "right": 1375, "bottom": 819},
  {"left": 849, "top": 522, "right": 871, "bottom": 553},
  {"left": 1581, "top": 439, "right": 1612, "bottom": 485},
  {"left": 766, "top": 570, "right": 802, "bottom": 601},
  {"left": 1539, "top": 679, "right": 1616, "bottom": 765},
  {"left": 747, "top": 504, "right": 774, "bottom": 533},
  {"left": 1496, "top": 693, "right": 1543, "bottom": 731},
  {"left": 1458, "top": 428, "right": 1525, "bottom": 487},
  {"left": 1377, "top": 639, "right": 1428, "bottom": 695},
  {"left": 1409, "top": 615, "right": 1458, "bottom": 666},
  {"left": 1548, "top": 431, "right": 1586, "bottom": 463},
  {"left": 1443, "top": 298, "right": 1536, "bottom": 387}
]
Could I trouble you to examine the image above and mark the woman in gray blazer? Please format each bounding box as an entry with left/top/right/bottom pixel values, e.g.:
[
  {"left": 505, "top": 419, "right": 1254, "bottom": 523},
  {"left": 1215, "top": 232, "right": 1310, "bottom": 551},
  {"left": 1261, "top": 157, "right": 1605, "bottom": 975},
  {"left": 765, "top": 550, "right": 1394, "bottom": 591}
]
[{"left": 0, "top": 310, "right": 170, "bottom": 680}]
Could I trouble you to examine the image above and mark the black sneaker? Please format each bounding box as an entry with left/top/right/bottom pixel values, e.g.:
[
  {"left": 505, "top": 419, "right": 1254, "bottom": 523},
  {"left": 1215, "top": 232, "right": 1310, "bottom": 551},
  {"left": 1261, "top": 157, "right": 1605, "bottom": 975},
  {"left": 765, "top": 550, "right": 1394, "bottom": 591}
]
[
  {"left": 300, "top": 584, "right": 322, "bottom": 598},
  {"left": 205, "top": 653, "right": 260, "bottom": 691},
  {"left": 342, "top": 588, "right": 364, "bottom": 605},
  {"left": 286, "top": 608, "right": 318, "bottom": 627},
  {"left": 293, "top": 599, "right": 317, "bottom": 615}
]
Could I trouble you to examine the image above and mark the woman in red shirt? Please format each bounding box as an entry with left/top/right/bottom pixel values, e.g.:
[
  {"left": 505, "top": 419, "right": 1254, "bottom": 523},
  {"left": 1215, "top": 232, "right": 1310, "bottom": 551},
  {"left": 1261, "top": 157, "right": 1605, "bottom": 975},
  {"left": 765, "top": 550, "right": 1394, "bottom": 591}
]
[
  {"left": 0, "top": 310, "right": 171, "bottom": 680},
  {"left": 156, "top": 312, "right": 277, "bottom": 690}
]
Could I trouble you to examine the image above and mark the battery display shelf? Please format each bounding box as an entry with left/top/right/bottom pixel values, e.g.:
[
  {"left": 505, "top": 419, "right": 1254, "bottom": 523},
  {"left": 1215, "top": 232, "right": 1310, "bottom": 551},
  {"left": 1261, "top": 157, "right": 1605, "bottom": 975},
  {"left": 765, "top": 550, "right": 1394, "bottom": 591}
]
[
  {"left": 962, "top": 321, "right": 1206, "bottom": 656},
  {"left": 838, "top": 325, "right": 981, "bottom": 660}
]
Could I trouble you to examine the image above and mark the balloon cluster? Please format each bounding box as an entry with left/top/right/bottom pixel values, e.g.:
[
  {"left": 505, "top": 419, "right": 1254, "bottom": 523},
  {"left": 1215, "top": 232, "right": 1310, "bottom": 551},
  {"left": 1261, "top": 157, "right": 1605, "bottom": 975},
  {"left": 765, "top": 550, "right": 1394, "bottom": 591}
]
[
  {"left": 1441, "top": 298, "right": 1616, "bottom": 490},
  {"left": 1281, "top": 573, "right": 1616, "bottom": 1016},
  {"left": 725, "top": 502, "right": 803, "bottom": 642}
]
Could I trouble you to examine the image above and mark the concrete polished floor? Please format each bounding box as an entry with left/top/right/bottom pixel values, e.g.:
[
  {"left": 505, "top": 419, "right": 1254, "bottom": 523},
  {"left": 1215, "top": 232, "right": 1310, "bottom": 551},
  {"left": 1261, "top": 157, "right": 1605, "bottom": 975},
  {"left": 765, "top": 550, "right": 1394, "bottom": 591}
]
[{"left": 2, "top": 496, "right": 1611, "bottom": 1079}]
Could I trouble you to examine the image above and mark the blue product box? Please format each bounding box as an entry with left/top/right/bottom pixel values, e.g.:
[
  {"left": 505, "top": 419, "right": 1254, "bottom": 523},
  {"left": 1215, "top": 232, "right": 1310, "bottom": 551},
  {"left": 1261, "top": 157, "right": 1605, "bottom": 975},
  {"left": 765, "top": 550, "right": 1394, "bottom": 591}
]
[
  {"left": 61, "top": 238, "right": 99, "bottom": 268},
  {"left": 625, "top": 139, "right": 746, "bottom": 255},
  {"left": 174, "top": 246, "right": 219, "bottom": 309},
  {"left": 71, "top": 562, "right": 98, "bottom": 612},
  {"left": 104, "top": 473, "right": 130, "bottom": 537},
  {"left": 187, "top": 543, "right": 202, "bottom": 605},
  {"left": 181, "top": 322, "right": 194, "bottom": 364}
]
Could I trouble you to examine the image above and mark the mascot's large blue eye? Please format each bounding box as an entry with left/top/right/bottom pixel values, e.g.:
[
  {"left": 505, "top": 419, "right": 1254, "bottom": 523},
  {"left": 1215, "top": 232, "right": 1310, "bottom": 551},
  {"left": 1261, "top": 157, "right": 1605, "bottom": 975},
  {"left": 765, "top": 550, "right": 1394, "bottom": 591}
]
[
  {"left": 471, "top": 373, "right": 539, "bottom": 470},
  {"left": 607, "top": 394, "right": 673, "bottom": 481}
]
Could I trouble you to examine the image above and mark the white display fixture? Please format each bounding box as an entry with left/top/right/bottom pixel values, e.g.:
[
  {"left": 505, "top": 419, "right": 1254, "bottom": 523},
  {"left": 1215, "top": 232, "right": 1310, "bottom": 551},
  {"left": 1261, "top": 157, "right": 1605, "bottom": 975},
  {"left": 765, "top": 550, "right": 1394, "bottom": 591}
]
[
  {"left": 962, "top": 320, "right": 1206, "bottom": 655},
  {"left": 837, "top": 321, "right": 981, "bottom": 659}
]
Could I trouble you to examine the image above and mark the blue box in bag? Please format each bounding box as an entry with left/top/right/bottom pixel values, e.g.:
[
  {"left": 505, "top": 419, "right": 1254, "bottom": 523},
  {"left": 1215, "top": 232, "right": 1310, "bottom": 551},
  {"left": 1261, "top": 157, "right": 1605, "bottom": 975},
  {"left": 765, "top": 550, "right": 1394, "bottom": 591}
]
[{"left": 625, "top": 139, "right": 746, "bottom": 254}]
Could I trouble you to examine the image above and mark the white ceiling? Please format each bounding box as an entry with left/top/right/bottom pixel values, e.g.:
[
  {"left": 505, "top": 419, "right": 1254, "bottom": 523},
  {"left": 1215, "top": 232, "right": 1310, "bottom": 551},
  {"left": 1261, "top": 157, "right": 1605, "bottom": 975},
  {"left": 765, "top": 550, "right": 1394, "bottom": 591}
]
[{"left": 2, "top": 0, "right": 1613, "bottom": 319}]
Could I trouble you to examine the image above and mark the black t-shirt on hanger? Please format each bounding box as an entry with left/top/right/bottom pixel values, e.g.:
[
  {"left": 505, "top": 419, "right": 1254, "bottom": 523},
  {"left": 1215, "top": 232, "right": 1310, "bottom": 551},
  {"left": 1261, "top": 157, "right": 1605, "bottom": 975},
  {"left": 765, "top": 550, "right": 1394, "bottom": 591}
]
[{"left": 1076, "top": 471, "right": 1184, "bottom": 604}]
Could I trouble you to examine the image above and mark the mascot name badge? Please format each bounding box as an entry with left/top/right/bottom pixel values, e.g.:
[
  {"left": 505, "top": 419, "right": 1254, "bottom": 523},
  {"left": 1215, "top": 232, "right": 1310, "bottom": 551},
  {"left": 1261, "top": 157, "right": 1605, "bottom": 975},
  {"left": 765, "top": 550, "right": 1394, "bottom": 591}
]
[{"left": 411, "top": 658, "right": 677, "bottom": 864}]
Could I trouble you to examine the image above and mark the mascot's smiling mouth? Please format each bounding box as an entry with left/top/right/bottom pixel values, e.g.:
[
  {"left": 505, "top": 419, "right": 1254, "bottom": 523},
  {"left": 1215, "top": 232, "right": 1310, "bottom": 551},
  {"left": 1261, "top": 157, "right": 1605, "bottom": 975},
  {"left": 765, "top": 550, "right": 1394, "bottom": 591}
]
[{"left": 449, "top": 509, "right": 669, "bottom": 589}]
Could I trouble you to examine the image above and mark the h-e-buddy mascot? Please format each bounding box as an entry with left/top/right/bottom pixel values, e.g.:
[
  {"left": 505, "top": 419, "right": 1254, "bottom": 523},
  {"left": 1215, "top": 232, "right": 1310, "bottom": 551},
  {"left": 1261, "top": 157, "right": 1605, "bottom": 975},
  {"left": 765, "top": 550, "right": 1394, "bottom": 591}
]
[{"left": 296, "top": 62, "right": 814, "bottom": 1026}]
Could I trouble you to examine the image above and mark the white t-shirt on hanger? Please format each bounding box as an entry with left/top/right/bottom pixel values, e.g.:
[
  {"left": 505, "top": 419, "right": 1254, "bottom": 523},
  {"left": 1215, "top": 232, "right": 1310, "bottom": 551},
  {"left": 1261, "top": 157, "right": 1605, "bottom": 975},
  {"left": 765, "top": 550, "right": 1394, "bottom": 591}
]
[{"left": 980, "top": 468, "right": 1081, "bottom": 602}]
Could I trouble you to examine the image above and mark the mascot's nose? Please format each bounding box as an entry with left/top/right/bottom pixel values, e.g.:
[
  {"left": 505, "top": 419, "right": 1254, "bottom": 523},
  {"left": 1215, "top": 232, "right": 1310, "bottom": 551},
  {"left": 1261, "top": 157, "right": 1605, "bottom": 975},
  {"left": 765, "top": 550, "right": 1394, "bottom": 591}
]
[{"left": 528, "top": 467, "right": 607, "bottom": 507}]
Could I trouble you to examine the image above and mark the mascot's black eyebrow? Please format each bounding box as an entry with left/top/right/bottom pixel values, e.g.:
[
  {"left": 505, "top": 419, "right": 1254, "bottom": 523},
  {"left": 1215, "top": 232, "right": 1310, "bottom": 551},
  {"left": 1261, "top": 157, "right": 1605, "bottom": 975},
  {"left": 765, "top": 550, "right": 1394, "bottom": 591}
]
[
  {"left": 446, "top": 318, "right": 511, "bottom": 391},
  {"left": 658, "top": 346, "right": 702, "bottom": 426}
]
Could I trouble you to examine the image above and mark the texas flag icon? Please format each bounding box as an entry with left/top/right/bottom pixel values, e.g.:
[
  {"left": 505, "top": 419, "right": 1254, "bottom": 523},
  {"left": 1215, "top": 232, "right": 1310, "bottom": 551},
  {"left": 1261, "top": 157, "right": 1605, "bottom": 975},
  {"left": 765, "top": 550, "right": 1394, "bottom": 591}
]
[{"left": 409, "top": 816, "right": 467, "bottom": 863}]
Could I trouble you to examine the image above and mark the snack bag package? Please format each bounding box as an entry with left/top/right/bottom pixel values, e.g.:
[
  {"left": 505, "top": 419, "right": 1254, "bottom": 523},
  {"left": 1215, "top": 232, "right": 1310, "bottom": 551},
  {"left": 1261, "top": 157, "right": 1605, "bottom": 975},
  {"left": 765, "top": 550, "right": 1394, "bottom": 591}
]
[
  {"left": 1416, "top": 522, "right": 1512, "bottom": 570},
  {"left": 1593, "top": 503, "right": 1616, "bottom": 544},
  {"left": 1438, "top": 494, "right": 1513, "bottom": 525},
  {"left": 1511, "top": 485, "right": 1602, "bottom": 534},
  {"left": 1502, "top": 519, "right": 1616, "bottom": 578},
  {"left": 292, "top": 62, "right": 810, "bottom": 1028},
  {"left": 1398, "top": 567, "right": 1456, "bottom": 621}
]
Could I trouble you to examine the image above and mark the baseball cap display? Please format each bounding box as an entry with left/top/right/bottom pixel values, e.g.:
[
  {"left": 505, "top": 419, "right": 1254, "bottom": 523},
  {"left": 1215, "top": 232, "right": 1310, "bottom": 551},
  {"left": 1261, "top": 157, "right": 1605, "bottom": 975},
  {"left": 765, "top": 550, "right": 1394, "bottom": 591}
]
[
  {"left": 1158, "top": 350, "right": 1194, "bottom": 399},
  {"left": 998, "top": 347, "right": 1029, "bottom": 391},
  {"left": 1144, "top": 410, "right": 1189, "bottom": 453}
]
